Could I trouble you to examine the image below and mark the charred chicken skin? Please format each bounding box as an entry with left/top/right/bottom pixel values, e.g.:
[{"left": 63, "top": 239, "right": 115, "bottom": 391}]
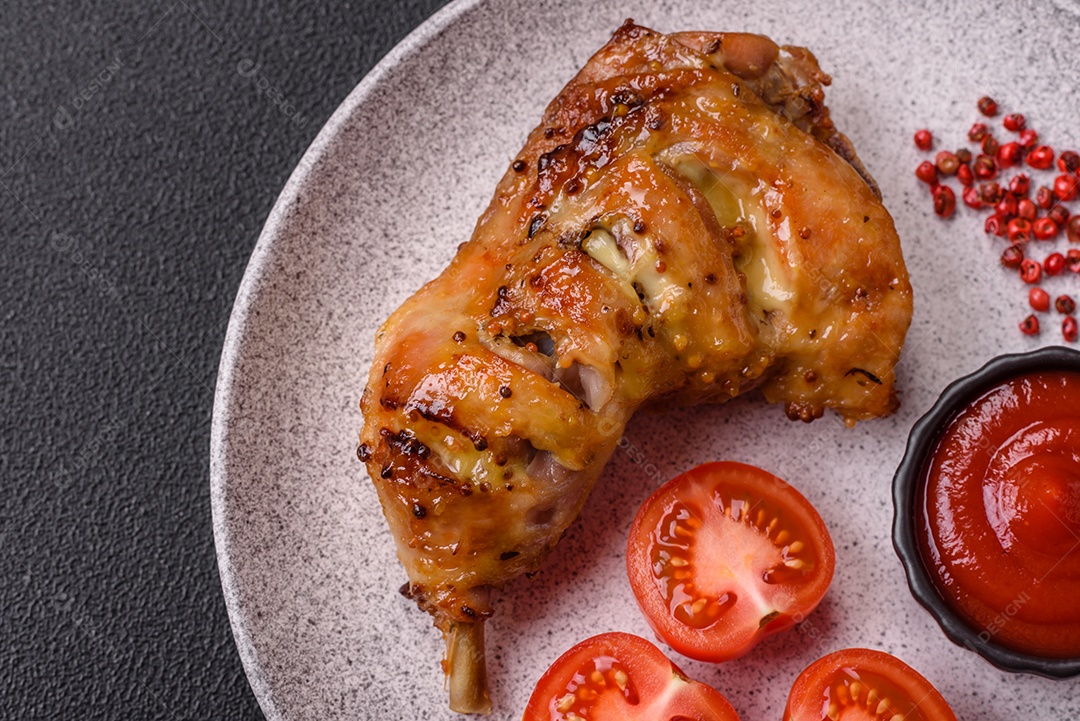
[{"left": 358, "top": 22, "right": 912, "bottom": 714}]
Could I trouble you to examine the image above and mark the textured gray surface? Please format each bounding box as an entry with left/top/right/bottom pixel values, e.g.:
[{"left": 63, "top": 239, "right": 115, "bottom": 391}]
[
  {"left": 0, "top": 0, "right": 448, "bottom": 718},
  {"left": 213, "top": 0, "right": 1080, "bottom": 719}
]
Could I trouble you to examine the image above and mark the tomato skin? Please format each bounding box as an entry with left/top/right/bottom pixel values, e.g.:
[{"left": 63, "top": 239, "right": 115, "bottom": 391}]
[
  {"left": 522, "top": 632, "right": 740, "bottom": 721},
  {"left": 784, "top": 648, "right": 957, "bottom": 721},
  {"left": 626, "top": 462, "right": 835, "bottom": 663}
]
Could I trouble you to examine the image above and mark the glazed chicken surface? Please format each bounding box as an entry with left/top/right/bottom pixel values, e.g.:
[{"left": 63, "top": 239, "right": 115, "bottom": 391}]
[{"left": 358, "top": 21, "right": 912, "bottom": 714}]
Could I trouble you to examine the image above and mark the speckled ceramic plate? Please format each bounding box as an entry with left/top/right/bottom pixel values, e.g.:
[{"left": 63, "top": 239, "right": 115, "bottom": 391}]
[{"left": 211, "top": 0, "right": 1080, "bottom": 718}]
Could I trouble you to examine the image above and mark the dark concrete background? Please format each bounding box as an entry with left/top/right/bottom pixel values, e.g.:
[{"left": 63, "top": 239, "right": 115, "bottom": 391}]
[{"left": 0, "top": 1, "right": 448, "bottom": 717}]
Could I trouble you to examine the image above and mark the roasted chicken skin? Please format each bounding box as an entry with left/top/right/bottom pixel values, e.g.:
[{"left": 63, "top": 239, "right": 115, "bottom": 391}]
[{"left": 358, "top": 21, "right": 912, "bottom": 714}]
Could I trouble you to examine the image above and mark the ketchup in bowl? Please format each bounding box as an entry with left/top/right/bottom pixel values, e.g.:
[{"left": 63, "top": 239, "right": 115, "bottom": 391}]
[{"left": 918, "top": 368, "right": 1080, "bottom": 658}]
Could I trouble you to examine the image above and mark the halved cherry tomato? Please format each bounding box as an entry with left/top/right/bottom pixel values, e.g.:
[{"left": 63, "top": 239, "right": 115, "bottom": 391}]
[
  {"left": 626, "top": 461, "right": 834, "bottom": 662},
  {"left": 522, "top": 632, "right": 739, "bottom": 721},
  {"left": 784, "top": 648, "right": 957, "bottom": 721}
]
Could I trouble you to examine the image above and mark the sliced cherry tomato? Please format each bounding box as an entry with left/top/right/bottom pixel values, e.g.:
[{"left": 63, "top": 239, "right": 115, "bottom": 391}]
[
  {"left": 784, "top": 648, "right": 957, "bottom": 721},
  {"left": 522, "top": 632, "right": 739, "bottom": 721},
  {"left": 626, "top": 461, "right": 834, "bottom": 662}
]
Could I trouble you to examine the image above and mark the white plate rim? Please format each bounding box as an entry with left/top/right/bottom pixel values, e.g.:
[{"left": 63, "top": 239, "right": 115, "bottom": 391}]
[{"left": 209, "top": 1, "right": 482, "bottom": 716}]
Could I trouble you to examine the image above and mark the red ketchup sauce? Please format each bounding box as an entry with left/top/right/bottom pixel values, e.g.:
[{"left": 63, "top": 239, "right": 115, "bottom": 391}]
[{"left": 918, "top": 369, "right": 1080, "bottom": 658}]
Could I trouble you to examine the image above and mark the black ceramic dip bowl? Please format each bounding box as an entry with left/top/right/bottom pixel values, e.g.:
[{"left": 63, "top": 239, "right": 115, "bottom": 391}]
[{"left": 893, "top": 345, "right": 1080, "bottom": 679}]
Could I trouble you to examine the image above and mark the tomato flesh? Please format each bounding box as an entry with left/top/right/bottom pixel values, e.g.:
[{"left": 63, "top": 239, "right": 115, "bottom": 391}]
[
  {"left": 627, "top": 462, "right": 835, "bottom": 662},
  {"left": 522, "top": 632, "right": 740, "bottom": 721},
  {"left": 784, "top": 648, "right": 957, "bottom": 721}
]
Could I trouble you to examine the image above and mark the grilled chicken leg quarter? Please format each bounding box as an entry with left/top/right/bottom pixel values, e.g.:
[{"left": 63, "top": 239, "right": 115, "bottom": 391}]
[{"left": 358, "top": 22, "right": 912, "bottom": 714}]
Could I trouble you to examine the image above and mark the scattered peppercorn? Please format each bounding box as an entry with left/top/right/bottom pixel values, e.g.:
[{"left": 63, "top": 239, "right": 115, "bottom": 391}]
[
  {"left": 1018, "top": 128, "right": 1040, "bottom": 149},
  {"left": 973, "top": 154, "right": 998, "bottom": 180},
  {"left": 957, "top": 162, "right": 974, "bottom": 186},
  {"left": 1054, "top": 174, "right": 1078, "bottom": 201},
  {"left": 962, "top": 186, "right": 983, "bottom": 210},
  {"left": 1020, "top": 258, "right": 1042, "bottom": 284},
  {"left": 915, "top": 161, "right": 938, "bottom": 185},
  {"left": 1001, "top": 244, "right": 1025, "bottom": 268},
  {"left": 933, "top": 185, "right": 956, "bottom": 217},
  {"left": 1008, "top": 174, "right": 1031, "bottom": 197},
  {"left": 1018, "top": 198, "right": 1037, "bottom": 221},
  {"left": 997, "top": 141, "right": 1024, "bottom": 168},
  {"left": 1027, "top": 145, "right": 1055, "bottom": 170},
  {"left": 1029, "top": 287, "right": 1050, "bottom": 312},
  {"left": 1058, "top": 150, "right": 1080, "bottom": 174},
  {"left": 978, "top": 96, "right": 999, "bottom": 116},
  {"left": 1035, "top": 185, "right": 1055, "bottom": 209},
  {"left": 916, "top": 96, "right": 1080, "bottom": 339},
  {"left": 1065, "top": 316, "right": 1079, "bottom": 342},
  {"left": 1003, "top": 113, "right": 1026, "bottom": 132},
  {"left": 1019, "top": 314, "right": 1040, "bottom": 335},
  {"left": 997, "top": 193, "right": 1018, "bottom": 218},
  {"left": 1033, "top": 217, "right": 1058, "bottom": 240},
  {"left": 1007, "top": 217, "right": 1032, "bottom": 243},
  {"left": 936, "top": 151, "right": 959, "bottom": 175},
  {"left": 979, "top": 181, "right": 1003, "bottom": 204},
  {"left": 1049, "top": 205, "right": 1070, "bottom": 227},
  {"left": 985, "top": 213, "right": 1007, "bottom": 237},
  {"left": 1045, "top": 252, "right": 1066, "bottom": 276}
]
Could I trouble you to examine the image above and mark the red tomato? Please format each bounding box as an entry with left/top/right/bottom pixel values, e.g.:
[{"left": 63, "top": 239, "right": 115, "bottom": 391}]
[
  {"left": 784, "top": 648, "right": 957, "bottom": 721},
  {"left": 626, "top": 461, "right": 835, "bottom": 662},
  {"left": 522, "top": 632, "right": 740, "bottom": 721}
]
